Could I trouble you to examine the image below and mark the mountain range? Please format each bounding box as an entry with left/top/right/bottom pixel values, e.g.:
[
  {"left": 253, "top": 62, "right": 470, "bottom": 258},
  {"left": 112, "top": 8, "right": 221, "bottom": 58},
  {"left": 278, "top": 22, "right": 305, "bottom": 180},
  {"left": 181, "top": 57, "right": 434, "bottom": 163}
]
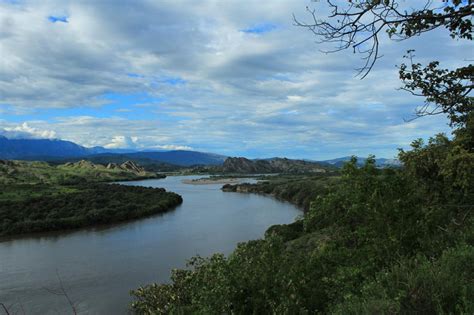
[
  {"left": 0, "top": 136, "right": 399, "bottom": 168},
  {"left": 0, "top": 135, "right": 101, "bottom": 159},
  {"left": 222, "top": 157, "right": 331, "bottom": 173}
]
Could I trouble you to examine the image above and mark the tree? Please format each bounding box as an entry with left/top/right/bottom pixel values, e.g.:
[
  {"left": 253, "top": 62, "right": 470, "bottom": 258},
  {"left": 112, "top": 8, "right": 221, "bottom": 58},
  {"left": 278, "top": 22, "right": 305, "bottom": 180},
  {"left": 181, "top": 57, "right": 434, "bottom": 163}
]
[{"left": 295, "top": 0, "right": 473, "bottom": 127}]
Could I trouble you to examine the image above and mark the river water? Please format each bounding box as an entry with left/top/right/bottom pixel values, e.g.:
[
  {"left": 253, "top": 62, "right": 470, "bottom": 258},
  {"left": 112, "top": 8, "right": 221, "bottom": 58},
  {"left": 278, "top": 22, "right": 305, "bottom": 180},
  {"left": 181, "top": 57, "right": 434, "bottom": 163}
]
[{"left": 0, "top": 176, "right": 301, "bottom": 314}]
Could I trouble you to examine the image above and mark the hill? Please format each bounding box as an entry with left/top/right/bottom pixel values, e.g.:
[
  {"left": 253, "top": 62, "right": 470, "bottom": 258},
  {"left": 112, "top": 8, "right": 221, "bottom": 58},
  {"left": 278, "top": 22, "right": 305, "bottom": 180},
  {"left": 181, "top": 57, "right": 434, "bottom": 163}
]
[
  {"left": 117, "top": 151, "right": 227, "bottom": 166},
  {"left": 222, "top": 157, "right": 331, "bottom": 174},
  {"left": 58, "top": 154, "right": 182, "bottom": 172},
  {"left": 0, "top": 159, "right": 161, "bottom": 185},
  {"left": 58, "top": 151, "right": 227, "bottom": 171}
]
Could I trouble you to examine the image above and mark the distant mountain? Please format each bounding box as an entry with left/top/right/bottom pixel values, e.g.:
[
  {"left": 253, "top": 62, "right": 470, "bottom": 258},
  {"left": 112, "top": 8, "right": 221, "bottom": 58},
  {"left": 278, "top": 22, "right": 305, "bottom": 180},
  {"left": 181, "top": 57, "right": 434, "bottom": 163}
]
[
  {"left": 63, "top": 159, "right": 153, "bottom": 177},
  {"left": 75, "top": 151, "right": 227, "bottom": 167},
  {"left": 321, "top": 156, "right": 401, "bottom": 168},
  {"left": 60, "top": 154, "right": 180, "bottom": 172},
  {"left": 124, "top": 151, "right": 227, "bottom": 166},
  {"left": 0, "top": 136, "right": 400, "bottom": 170},
  {"left": 0, "top": 136, "right": 101, "bottom": 159},
  {"left": 222, "top": 157, "right": 331, "bottom": 174},
  {"left": 0, "top": 136, "right": 227, "bottom": 167}
]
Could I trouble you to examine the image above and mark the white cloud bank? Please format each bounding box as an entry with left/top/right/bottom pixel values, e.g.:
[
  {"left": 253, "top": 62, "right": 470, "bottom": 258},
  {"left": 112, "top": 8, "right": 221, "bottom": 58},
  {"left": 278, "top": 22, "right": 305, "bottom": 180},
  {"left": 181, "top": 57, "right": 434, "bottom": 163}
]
[{"left": 0, "top": 122, "right": 57, "bottom": 139}]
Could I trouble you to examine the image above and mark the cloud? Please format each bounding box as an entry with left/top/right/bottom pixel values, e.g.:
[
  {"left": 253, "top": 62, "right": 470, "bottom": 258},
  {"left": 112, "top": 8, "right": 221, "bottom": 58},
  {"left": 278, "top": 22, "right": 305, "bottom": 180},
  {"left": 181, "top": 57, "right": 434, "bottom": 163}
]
[
  {"left": 0, "top": 122, "right": 57, "bottom": 139},
  {"left": 0, "top": 0, "right": 467, "bottom": 159},
  {"left": 104, "top": 135, "right": 139, "bottom": 149},
  {"left": 155, "top": 144, "right": 193, "bottom": 151}
]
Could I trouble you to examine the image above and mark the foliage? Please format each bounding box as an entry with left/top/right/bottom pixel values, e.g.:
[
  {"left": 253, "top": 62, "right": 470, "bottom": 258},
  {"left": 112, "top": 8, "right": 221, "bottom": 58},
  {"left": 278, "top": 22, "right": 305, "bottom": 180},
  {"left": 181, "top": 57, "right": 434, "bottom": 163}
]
[
  {"left": 399, "top": 52, "right": 473, "bottom": 127},
  {"left": 334, "top": 244, "right": 474, "bottom": 314},
  {"left": 131, "top": 122, "right": 473, "bottom": 314},
  {"left": 0, "top": 159, "right": 178, "bottom": 237},
  {"left": 0, "top": 183, "right": 182, "bottom": 237},
  {"left": 222, "top": 174, "right": 337, "bottom": 211}
]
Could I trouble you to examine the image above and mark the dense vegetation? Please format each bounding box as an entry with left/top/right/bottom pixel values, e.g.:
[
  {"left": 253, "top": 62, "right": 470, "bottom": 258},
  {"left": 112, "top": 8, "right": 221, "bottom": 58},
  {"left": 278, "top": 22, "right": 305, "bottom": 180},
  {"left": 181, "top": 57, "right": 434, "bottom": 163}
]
[
  {"left": 131, "top": 115, "right": 473, "bottom": 313},
  {"left": 0, "top": 184, "right": 182, "bottom": 237},
  {"left": 222, "top": 174, "right": 338, "bottom": 211},
  {"left": 0, "top": 160, "right": 181, "bottom": 237}
]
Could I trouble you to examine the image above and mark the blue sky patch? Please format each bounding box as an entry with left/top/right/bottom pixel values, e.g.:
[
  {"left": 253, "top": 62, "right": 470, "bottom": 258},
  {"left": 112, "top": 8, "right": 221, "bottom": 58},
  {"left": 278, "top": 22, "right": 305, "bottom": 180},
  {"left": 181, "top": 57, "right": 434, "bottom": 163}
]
[
  {"left": 163, "top": 77, "right": 186, "bottom": 85},
  {"left": 48, "top": 15, "right": 68, "bottom": 23},
  {"left": 241, "top": 22, "right": 278, "bottom": 34},
  {"left": 1, "top": 92, "right": 168, "bottom": 122},
  {"left": 126, "top": 73, "right": 145, "bottom": 78}
]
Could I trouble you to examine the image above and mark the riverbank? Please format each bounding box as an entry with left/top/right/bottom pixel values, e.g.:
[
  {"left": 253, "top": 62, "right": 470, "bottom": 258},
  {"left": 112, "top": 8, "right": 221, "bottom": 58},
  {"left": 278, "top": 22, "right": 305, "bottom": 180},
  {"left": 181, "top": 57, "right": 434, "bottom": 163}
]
[
  {"left": 221, "top": 174, "right": 338, "bottom": 211},
  {"left": 0, "top": 183, "right": 182, "bottom": 237},
  {"left": 182, "top": 177, "right": 243, "bottom": 185}
]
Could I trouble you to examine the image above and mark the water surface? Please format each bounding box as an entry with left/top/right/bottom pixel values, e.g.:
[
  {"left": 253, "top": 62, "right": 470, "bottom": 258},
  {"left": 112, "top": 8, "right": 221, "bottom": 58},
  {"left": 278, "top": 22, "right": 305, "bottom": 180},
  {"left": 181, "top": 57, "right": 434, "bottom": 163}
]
[{"left": 0, "top": 176, "right": 300, "bottom": 314}]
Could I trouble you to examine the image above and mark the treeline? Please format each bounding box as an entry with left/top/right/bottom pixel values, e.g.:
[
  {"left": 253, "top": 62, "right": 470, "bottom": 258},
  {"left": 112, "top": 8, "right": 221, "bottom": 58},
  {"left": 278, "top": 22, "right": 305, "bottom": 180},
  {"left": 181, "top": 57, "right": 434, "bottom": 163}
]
[
  {"left": 0, "top": 184, "right": 182, "bottom": 237},
  {"left": 131, "top": 118, "right": 474, "bottom": 314},
  {"left": 222, "top": 175, "right": 338, "bottom": 211}
]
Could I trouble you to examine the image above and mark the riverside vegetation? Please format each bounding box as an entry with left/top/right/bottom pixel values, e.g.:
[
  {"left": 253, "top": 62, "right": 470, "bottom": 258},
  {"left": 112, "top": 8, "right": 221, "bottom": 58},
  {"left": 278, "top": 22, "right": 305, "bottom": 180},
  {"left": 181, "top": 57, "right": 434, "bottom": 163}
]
[
  {"left": 0, "top": 160, "right": 182, "bottom": 237},
  {"left": 222, "top": 174, "right": 339, "bottom": 211},
  {"left": 131, "top": 116, "right": 474, "bottom": 314}
]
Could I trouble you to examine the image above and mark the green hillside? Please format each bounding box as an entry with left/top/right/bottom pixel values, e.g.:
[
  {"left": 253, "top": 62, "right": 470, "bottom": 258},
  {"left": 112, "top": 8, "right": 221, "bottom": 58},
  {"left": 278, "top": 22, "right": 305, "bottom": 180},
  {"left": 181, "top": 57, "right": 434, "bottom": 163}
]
[
  {"left": 0, "top": 160, "right": 181, "bottom": 237},
  {"left": 0, "top": 159, "right": 162, "bottom": 185}
]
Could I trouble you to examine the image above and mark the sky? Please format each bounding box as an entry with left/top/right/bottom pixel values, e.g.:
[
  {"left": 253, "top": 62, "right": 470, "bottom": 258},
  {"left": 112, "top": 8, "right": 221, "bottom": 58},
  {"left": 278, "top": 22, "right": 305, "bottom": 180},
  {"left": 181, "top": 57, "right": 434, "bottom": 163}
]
[{"left": 0, "top": 0, "right": 471, "bottom": 159}]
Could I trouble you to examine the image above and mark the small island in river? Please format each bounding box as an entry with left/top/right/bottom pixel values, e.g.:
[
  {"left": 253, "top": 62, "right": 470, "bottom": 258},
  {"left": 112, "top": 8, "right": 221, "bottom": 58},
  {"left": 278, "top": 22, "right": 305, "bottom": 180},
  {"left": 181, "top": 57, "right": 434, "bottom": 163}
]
[{"left": 182, "top": 177, "right": 246, "bottom": 185}]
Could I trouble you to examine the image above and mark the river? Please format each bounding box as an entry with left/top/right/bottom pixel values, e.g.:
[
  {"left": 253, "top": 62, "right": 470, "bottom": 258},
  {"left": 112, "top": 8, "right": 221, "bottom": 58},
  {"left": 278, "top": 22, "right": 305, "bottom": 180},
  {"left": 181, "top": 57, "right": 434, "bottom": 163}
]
[{"left": 0, "top": 175, "right": 301, "bottom": 314}]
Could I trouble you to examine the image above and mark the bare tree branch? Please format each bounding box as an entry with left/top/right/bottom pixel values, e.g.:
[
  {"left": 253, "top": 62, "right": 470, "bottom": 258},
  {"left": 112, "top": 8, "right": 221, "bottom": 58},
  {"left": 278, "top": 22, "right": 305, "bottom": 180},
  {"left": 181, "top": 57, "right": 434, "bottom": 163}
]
[
  {"left": 42, "top": 270, "right": 78, "bottom": 315},
  {"left": 295, "top": 1, "right": 473, "bottom": 126},
  {"left": 294, "top": 0, "right": 474, "bottom": 78},
  {"left": 0, "top": 303, "right": 10, "bottom": 315}
]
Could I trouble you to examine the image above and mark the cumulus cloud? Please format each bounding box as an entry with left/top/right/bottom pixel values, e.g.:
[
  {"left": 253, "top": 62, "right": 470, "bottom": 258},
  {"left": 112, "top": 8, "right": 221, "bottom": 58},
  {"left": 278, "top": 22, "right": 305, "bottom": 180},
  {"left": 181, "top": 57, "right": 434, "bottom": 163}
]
[
  {"left": 0, "top": 122, "right": 57, "bottom": 139},
  {"left": 104, "top": 135, "right": 139, "bottom": 149}
]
